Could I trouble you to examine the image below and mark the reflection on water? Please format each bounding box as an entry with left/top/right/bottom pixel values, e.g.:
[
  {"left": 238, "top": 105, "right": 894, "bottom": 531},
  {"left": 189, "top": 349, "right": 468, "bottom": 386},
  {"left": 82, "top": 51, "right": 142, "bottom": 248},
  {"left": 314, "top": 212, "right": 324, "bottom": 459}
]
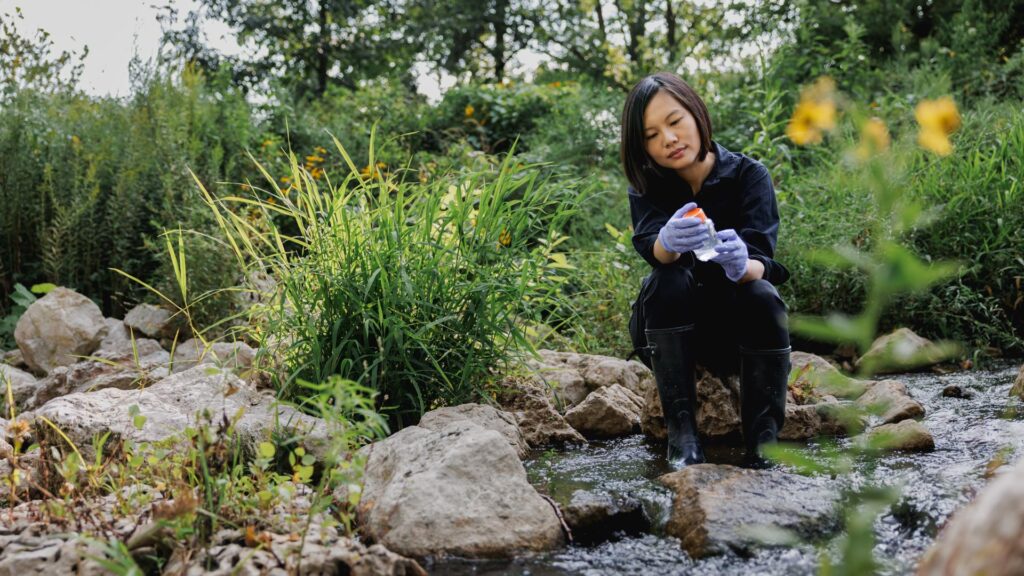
[{"left": 428, "top": 360, "right": 1024, "bottom": 575}]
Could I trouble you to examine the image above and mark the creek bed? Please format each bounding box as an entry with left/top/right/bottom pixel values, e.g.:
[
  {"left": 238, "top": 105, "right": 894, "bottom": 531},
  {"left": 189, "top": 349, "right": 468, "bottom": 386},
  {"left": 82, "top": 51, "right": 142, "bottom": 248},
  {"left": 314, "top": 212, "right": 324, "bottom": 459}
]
[{"left": 428, "top": 359, "right": 1024, "bottom": 575}]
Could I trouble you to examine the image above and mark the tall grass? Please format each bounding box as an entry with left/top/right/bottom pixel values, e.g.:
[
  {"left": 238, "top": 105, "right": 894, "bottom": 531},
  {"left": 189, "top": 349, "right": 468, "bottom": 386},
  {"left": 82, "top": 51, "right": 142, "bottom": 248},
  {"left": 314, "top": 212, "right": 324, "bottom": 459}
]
[{"left": 197, "top": 132, "right": 581, "bottom": 427}]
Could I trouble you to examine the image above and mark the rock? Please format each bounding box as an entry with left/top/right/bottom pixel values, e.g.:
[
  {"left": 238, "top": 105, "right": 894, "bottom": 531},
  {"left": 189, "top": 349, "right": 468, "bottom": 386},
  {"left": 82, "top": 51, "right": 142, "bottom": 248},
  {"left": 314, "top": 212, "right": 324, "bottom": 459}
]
[
  {"left": 28, "top": 366, "right": 326, "bottom": 462},
  {"left": 917, "top": 458, "right": 1024, "bottom": 576},
  {"left": 790, "top": 351, "right": 867, "bottom": 401},
  {"left": 640, "top": 367, "right": 741, "bottom": 441},
  {"left": 26, "top": 350, "right": 170, "bottom": 411},
  {"left": 418, "top": 403, "right": 528, "bottom": 459},
  {"left": 0, "top": 534, "right": 108, "bottom": 575},
  {"left": 562, "top": 489, "right": 651, "bottom": 545},
  {"left": 860, "top": 419, "right": 935, "bottom": 452},
  {"left": 658, "top": 464, "right": 840, "bottom": 558},
  {"left": 778, "top": 404, "right": 822, "bottom": 441},
  {"left": 95, "top": 318, "right": 165, "bottom": 358},
  {"left": 1010, "top": 364, "right": 1024, "bottom": 401},
  {"left": 171, "top": 338, "right": 255, "bottom": 374},
  {"left": 13, "top": 287, "right": 108, "bottom": 374},
  {"left": 856, "top": 379, "right": 925, "bottom": 424},
  {"left": 357, "top": 420, "right": 564, "bottom": 558},
  {"left": 525, "top": 350, "right": 654, "bottom": 410},
  {"left": 0, "top": 365, "right": 38, "bottom": 414},
  {"left": 0, "top": 449, "right": 42, "bottom": 505},
  {"left": 815, "top": 400, "right": 868, "bottom": 436},
  {"left": 942, "top": 385, "right": 974, "bottom": 399},
  {"left": 855, "top": 327, "right": 948, "bottom": 374},
  {"left": 564, "top": 384, "right": 643, "bottom": 438},
  {"left": 2, "top": 349, "right": 27, "bottom": 370},
  {"left": 123, "top": 303, "right": 175, "bottom": 339},
  {"left": 493, "top": 377, "right": 586, "bottom": 447}
]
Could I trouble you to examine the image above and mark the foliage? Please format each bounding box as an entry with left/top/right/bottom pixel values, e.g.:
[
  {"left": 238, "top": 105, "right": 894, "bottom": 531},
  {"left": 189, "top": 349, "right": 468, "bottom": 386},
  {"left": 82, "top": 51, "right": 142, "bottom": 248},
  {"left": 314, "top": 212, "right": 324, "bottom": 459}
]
[
  {"left": 0, "top": 8, "right": 85, "bottom": 99},
  {"left": 196, "top": 134, "right": 581, "bottom": 427}
]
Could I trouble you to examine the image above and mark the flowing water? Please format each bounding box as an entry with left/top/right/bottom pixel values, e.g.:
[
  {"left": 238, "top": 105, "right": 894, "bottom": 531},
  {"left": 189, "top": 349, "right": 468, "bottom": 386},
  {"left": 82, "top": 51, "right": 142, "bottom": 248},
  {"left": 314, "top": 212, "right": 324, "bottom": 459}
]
[{"left": 428, "top": 360, "right": 1024, "bottom": 575}]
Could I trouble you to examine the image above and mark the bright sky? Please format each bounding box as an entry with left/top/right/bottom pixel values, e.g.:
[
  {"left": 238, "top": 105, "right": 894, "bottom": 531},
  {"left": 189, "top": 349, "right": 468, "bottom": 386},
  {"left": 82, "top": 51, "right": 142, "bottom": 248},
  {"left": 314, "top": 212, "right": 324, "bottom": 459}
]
[{"left": 0, "top": 0, "right": 513, "bottom": 101}]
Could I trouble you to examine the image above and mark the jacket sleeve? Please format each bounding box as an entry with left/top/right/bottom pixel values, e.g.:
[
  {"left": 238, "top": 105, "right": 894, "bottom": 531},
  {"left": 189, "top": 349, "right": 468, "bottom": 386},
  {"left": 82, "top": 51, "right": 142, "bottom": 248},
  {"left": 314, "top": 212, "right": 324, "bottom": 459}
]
[
  {"left": 629, "top": 187, "right": 674, "bottom": 268},
  {"left": 737, "top": 164, "right": 790, "bottom": 285}
]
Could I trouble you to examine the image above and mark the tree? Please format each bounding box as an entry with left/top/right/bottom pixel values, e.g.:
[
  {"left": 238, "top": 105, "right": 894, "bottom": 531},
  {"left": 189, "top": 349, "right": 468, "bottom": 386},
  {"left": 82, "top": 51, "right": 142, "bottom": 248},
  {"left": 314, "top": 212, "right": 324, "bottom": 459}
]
[
  {"left": 158, "top": 0, "right": 418, "bottom": 99},
  {"left": 0, "top": 7, "right": 85, "bottom": 98}
]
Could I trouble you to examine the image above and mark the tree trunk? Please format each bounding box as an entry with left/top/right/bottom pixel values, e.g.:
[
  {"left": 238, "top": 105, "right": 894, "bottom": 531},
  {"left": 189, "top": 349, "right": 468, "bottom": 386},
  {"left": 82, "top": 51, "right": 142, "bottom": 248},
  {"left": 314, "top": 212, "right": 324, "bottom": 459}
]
[
  {"left": 627, "top": 0, "right": 647, "bottom": 65},
  {"left": 316, "top": 0, "right": 329, "bottom": 97},
  {"left": 491, "top": 0, "right": 509, "bottom": 80},
  {"left": 666, "top": 0, "right": 677, "bottom": 63},
  {"left": 596, "top": 0, "right": 607, "bottom": 43}
]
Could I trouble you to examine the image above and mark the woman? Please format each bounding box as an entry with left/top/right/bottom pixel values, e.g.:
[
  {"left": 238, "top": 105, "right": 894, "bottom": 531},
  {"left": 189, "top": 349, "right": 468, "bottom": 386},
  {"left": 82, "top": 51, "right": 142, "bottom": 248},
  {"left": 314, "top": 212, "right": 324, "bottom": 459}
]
[{"left": 622, "top": 72, "right": 791, "bottom": 469}]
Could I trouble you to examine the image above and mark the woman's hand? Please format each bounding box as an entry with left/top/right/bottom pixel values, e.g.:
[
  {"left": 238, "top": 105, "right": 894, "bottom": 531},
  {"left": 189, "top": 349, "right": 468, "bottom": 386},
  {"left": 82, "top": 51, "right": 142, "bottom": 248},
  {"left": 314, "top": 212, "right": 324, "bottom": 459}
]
[
  {"left": 711, "top": 229, "right": 749, "bottom": 282},
  {"left": 658, "top": 202, "right": 709, "bottom": 254}
]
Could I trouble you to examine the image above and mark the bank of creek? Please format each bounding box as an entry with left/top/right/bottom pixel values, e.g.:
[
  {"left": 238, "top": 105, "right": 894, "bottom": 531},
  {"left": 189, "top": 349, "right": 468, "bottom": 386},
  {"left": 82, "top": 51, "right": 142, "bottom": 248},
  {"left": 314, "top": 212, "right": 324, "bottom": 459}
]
[{"left": 430, "top": 359, "right": 1024, "bottom": 575}]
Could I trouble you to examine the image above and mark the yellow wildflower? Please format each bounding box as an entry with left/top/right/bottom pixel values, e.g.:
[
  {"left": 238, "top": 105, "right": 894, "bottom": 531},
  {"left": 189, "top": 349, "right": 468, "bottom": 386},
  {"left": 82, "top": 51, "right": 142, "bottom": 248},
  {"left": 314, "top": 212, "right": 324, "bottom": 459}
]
[
  {"left": 305, "top": 154, "right": 324, "bottom": 165},
  {"left": 464, "top": 104, "right": 475, "bottom": 118},
  {"left": 915, "top": 97, "right": 960, "bottom": 156},
  {"left": 498, "top": 229, "right": 512, "bottom": 247},
  {"left": 855, "top": 117, "right": 891, "bottom": 159},
  {"left": 786, "top": 77, "right": 837, "bottom": 146},
  {"left": 261, "top": 138, "right": 274, "bottom": 148},
  {"left": 549, "top": 81, "right": 562, "bottom": 88},
  {"left": 314, "top": 146, "right": 327, "bottom": 154}
]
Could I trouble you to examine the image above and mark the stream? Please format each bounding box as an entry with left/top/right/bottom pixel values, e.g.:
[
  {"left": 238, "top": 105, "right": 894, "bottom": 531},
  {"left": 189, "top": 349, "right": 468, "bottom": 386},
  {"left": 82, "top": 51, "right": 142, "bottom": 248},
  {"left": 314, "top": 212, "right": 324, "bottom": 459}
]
[{"left": 429, "top": 359, "right": 1024, "bottom": 575}]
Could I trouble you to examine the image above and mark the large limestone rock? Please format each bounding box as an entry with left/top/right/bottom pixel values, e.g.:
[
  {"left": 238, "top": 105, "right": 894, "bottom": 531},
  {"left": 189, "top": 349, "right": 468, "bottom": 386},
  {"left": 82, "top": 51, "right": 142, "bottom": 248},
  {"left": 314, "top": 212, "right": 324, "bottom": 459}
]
[
  {"left": 95, "top": 318, "right": 165, "bottom": 358},
  {"left": 640, "top": 367, "right": 741, "bottom": 441},
  {"left": 790, "top": 351, "right": 867, "bottom": 401},
  {"left": 0, "top": 365, "right": 38, "bottom": 414},
  {"left": 13, "top": 288, "right": 108, "bottom": 374},
  {"left": 856, "top": 379, "right": 924, "bottom": 424},
  {"left": 0, "top": 534, "right": 108, "bottom": 575},
  {"left": 26, "top": 349, "right": 170, "bottom": 411},
  {"left": 564, "top": 384, "right": 643, "bottom": 438},
  {"left": 357, "top": 420, "right": 565, "bottom": 558},
  {"left": 418, "top": 403, "right": 528, "bottom": 459},
  {"left": 1010, "top": 363, "right": 1024, "bottom": 401},
  {"left": 659, "top": 464, "right": 840, "bottom": 558},
  {"left": 855, "top": 327, "right": 948, "bottom": 374},
  {"left": 28, "top": 366, "right": 326, "bottom": 461},
  {"left": 917, "top": 458, "right": 1024, "bottom": 576},
  {"left": 493, "top": 377, "right": 586, "bottom": 447},
  {"left": 122, "top": 303, "right": 175, "bottom": 339},
  {"left": 525, "top": 350, "right": 654, "bottom": 410},
  {"left": 171, "top": 338, "right": 255, "bottom": 374},
  {"left": 779, "top": 404, "right": 822, "bottom": 441}
]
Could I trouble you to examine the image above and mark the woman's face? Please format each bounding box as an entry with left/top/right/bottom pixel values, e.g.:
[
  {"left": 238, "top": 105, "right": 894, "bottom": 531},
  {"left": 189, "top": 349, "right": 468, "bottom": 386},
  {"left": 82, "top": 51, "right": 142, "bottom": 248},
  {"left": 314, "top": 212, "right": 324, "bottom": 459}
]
[{"left": 642, "top": 89, "right": 702, "bottom": 172}]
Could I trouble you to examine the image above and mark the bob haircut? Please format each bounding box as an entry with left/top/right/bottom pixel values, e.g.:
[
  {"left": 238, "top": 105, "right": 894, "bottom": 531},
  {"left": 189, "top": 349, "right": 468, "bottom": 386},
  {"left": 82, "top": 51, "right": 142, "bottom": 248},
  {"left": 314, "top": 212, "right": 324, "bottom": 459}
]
[{"left": 620, "top": 72, "right": 713, "bottom": 195}]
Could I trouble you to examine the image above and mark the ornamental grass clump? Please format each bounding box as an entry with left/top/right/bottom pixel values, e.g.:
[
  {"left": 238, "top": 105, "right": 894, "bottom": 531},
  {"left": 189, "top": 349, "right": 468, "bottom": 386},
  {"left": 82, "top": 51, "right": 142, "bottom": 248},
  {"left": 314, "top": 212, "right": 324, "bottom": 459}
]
[{"left": 197, "top": 129, "right": 580, "bottom": 427}]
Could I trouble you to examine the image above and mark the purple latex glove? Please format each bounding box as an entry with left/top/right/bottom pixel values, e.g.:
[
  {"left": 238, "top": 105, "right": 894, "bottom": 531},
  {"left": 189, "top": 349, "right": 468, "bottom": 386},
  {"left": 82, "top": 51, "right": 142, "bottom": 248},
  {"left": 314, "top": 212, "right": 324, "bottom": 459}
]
[
  {"left": 711, "top": 229, "right": 749, "bottom": 282},
  {"left": 658, "top": 202, "right": 709, "bottom": 254}
]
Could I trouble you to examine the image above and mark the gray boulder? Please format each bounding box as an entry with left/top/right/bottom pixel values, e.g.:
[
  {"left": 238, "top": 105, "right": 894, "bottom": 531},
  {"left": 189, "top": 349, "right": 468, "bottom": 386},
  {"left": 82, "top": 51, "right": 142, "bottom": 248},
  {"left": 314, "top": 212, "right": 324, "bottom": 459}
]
[
  {"left": 659, "top": 464, "right": 840, "bottom": 558},
  {"left": 26, "top": 349, "right": 170, "bottom": 411},
  {"left": 855, "top": 327, "right": 950, "bottom": 374},
  {"left": 172, "top": 338, "right": 255, "bottom": 374},
  {"left": 14, "top": 287, "right": 108, "bottom": 374},
  {"left": 917, "top": 458, "right": 1024, "bottom": 576},
  {"left": 494, "top": 377, "right": 586, "bottom": 447},
  {"left": 859, "top": 419, "right": 935, "bottom": 452},
  {"left": 123, "top": 303, "right": 175, "bottom": 339},
  {"left": 418, "top": 403, "right": 528, "bottom": 459},
  {"left": 640, "top": 367, "right": 741, "bottom": 441},
  {"left": 95, "top": 318, "right": 165, "bottom": 358},
  {"left": 0, "top": 365, "right": 38, "bottom": 414},
  {"left": 1011, "top": 363, "right": 1024, "bottom": 401},
  {"left": 562, "top": 489, "right": 651, "bottom": 545},
  {"left": 564, "top": 384, "right": 643, "bottom": 438},
  {"left": 28, "top": 366, "right": 326, "bottom": 461},
  {"left": 856, "top": 379, "right": 925, "bottom": 424},
  {"left": 525, "top": 350, "right": 654, "bottom": 410},
  {"left": 357, "top": 420, "right": 565, "bottom": 558}
]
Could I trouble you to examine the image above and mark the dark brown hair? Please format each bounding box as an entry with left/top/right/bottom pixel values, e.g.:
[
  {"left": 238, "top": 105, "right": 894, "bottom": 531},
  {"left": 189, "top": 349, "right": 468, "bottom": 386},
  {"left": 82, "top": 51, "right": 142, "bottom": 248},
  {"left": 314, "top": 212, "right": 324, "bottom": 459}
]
[{"left": 620, "top": 72, "right": 713, "bottom": 195}]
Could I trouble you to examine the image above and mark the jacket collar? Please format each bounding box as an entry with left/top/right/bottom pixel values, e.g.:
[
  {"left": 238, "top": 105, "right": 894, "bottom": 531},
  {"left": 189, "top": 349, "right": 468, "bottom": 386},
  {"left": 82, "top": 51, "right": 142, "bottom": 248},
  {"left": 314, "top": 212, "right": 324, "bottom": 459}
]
[{"left": 702, "top": 141, "right": 742, "bottom": 188}]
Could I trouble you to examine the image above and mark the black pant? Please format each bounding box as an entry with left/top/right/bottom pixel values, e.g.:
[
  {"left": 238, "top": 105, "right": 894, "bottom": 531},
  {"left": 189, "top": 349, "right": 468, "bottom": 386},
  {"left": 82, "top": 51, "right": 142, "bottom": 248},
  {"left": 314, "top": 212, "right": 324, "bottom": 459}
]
[{"left": 629, "top": 264, "right": 790, "bottom": 376}]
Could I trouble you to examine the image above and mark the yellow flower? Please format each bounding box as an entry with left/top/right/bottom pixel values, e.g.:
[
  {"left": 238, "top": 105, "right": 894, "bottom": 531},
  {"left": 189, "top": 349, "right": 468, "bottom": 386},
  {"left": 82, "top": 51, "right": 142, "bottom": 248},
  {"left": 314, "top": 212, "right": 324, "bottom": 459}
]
[
  {"left": 314, "top": 146, "right": 327, "bottom": 154},
  {"left": 305, "top": 154, "right": 324, "bottom": 165},
  {"left": 915, "top": 97, "right": 960, "bottom": 156},
  {"left": 261, "top": 138, "right": 274, "bottom": 148},
  {"left": 498, "top": 229, "right": 512, "bottom": 247},
  {"left": 310, "top": 166, "right": 324, "bottom": 180},
  {"left": 548, "top": 81, "right": 562, "bottom": 88},
  {"left": 464, "top": 104, "right": 475, "bottom": 118},
  {"left": 855, "top": 117, "right": 891, "bottom": 159},
  {"left": 786, "top": 77, "right": 837, "bottom": 146},
  {"left": 70, "top": 135, "right": 81, "bottom": 147},
  {"left": 918, "top": 128, "right": 953, "bottom": 156}
]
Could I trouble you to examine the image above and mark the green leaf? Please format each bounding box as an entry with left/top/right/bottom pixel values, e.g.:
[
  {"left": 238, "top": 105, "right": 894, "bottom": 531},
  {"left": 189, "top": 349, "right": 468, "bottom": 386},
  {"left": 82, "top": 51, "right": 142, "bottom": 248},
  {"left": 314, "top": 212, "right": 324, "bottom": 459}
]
[
  {"left": 30, "top": 283, "right": 57, "bottom": 294},
  {"left": 258, "top": 441, "right": 275, "bottom": 459},
  {"left": 132, "top": 414, "right": 147, "bottom": 431}
]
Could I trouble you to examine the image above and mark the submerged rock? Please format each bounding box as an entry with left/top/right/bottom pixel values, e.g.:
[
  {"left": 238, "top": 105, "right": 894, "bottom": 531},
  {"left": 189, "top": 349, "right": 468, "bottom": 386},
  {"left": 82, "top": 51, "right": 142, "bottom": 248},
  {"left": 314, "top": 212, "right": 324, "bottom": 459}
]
[
  {"left": 860, "top": 419, "right": 935, "bottom": 452},
  {"left": 917, "top": 458, "right": 1024, "bottom": 576},
  {"left": 1010, "top": 363, "right": 1024, "bottom": 401},
  {"left": 562, "top": 489, "right": 651, "bottom": 546},
  {"left": 564, "top": 384, "right": 643, "bottom": 438},
  {"left": 14, "top": 287, "right": 108, "bottom": 374},
  {"left": 357, "top": 420, "right": 564, "bottom": 559},
  {"left": 658, "top": 464, "right": 840, "bottom": 558},
  {"left": 856, "top": 379, "right": 925, "bottom": 424}
]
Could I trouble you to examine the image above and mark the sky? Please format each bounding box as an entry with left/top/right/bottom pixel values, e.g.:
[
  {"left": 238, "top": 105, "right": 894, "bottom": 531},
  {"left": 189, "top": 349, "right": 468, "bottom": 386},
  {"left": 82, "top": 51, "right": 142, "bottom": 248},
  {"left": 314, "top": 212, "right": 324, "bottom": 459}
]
[{"left": 0, "top": 0, "right": 471, "bottom": 101}]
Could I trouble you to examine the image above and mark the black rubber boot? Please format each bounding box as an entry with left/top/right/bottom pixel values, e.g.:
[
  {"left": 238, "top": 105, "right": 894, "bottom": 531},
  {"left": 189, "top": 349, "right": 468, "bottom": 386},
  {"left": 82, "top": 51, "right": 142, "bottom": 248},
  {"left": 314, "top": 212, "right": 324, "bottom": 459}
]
[
  {"left": 740, "top": 346, "right": 791, "bottom": 468},
  {"left": 645, "top": 325, "right": 705, "bottom": 468}
]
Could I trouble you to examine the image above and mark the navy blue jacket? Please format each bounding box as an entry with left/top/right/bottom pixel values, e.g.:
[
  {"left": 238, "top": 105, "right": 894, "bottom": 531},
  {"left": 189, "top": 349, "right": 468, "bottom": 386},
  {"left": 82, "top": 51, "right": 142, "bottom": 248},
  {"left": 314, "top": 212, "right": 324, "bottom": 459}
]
[{"left": 628, "top": 142, "right": 790, "bottom": 285}]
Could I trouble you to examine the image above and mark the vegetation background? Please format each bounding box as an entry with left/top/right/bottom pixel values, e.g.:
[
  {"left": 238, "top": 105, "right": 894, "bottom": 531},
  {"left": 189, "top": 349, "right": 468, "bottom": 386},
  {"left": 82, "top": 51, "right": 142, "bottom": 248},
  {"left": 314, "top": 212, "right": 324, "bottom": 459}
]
[{"left": 2, "top": 0, "right": 1023, "bottom": 422}]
